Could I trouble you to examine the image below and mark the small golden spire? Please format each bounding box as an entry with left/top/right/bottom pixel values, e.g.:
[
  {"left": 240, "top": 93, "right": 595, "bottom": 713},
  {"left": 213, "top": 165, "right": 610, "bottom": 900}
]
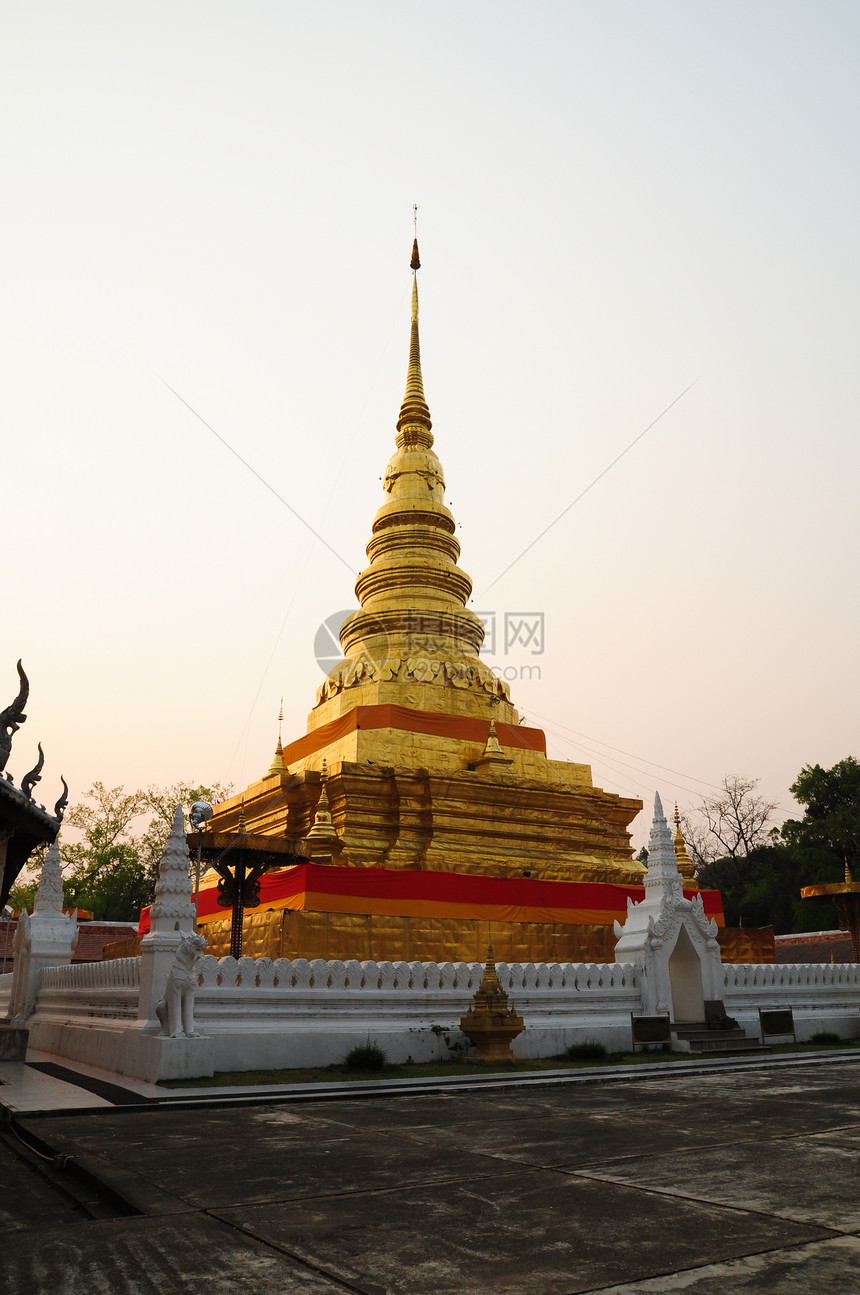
[
  {"left": 846, "top": 856, "right": 854, "bottom": 885},
  {"left": 266, "top": 698, "right": 286, "bottom": 777},
  {"left": 475, "top": 719, "right": 513, "bottom": 773},
  {"left": 238, "top": 800, "right": 247, "bottom": 834},
  {"left": 305, "top": 761, "right": 341, "bottom": 859},
  {"left": 673, "top": 802, "right": 698, "bottom": 888},
  {"left": 459, "top": 940, "right": 524, "bottom": 1062}
]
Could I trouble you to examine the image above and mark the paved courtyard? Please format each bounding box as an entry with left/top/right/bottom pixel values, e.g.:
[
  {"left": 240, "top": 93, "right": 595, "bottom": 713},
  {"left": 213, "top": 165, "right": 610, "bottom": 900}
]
[{"left": 2, "top": 1057, "right": 859, "bottom": 1293}]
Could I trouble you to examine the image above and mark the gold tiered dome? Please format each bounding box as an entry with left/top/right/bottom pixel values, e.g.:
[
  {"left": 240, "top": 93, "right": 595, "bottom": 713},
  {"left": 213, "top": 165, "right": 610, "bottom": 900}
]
[
  {"left": 314, "top": 240, "right": 515, "bottom": 727},
  {"left": 200, "top": 237, "right": 654, "bottom": 965}
]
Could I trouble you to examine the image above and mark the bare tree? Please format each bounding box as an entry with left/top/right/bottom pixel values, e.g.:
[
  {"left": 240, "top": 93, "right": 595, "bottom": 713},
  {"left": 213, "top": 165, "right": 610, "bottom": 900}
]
[{"left": 680, "top": 776, "right": 778, "bottom": 873}]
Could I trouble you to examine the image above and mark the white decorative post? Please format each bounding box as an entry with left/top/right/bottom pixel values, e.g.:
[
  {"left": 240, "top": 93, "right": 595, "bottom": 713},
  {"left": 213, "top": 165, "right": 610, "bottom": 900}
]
[
  {"left": 614, "top": 792, "right": 723, "bottom": 1020},
  {"left": 7, "top": 842, "right": 78, "bottom": 1023},
  {"left": 138, "top": 805, "right": 196, "bottom": 1031}
]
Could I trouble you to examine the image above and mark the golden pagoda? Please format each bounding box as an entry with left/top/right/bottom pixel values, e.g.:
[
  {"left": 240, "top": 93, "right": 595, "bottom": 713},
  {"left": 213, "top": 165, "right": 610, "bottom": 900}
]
[{"left": 201, "top": 239, "right": 655, "bottom": 963}]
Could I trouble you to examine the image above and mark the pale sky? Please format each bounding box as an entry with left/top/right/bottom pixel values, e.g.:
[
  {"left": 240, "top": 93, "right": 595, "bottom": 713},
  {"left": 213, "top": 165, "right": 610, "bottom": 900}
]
[{"left": 4, "top": 2, "right": 859, "bottom": 850}]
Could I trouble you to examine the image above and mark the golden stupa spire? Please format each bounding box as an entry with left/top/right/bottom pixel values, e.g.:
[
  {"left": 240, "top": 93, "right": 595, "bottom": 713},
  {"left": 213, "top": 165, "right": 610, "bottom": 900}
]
[
  {"left": 673, "top": 802, "right": 698, "bottom": 888},
  {"left": 327, "top": 231, "right": 505, "bottom": 717},
  {"left": 266, "top": 697, "right": 285, "bottom": 777},
  {"left": 396, "top": 238, "right": 432, "bottom": 443}
]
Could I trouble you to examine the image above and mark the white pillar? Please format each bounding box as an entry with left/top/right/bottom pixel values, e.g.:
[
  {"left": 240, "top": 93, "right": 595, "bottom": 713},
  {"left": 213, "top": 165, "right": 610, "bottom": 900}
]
[
  {"left": 138, "top": 804, "right": 195, "bottom": 1030},
  {"left": 8, "top": 842, "right": 77, "bottom": 1023}
]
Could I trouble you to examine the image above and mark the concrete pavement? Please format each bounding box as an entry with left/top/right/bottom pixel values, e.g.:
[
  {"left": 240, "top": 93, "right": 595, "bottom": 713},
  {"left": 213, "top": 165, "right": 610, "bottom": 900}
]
[{"left": 1, "top": 1054, "right": 859, "bottom": 1293}]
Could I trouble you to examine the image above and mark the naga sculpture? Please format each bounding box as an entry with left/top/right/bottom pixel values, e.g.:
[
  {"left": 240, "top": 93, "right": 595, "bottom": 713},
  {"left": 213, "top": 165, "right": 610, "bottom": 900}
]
[
  {"left": 0, "top": 660, "right": 28, "bottom": 773},
  {"left": 54, "top": 776, "right": 69, "bottom": 823},
  {"left": 21, "top": 743, "right": 44, "bottom": 800}
]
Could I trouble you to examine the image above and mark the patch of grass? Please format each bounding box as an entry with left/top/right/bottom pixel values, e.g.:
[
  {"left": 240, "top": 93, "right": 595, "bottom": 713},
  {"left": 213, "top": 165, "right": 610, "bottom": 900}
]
[
  {"left": 344, "top": 1042, "right": 387, "bottom": 1072},
  {"left": 565, "top": 1041, "right": 608, "bottom": 1061},
  {"left": 810, "top": 1030, "right": 841, "bottom": 1045}
]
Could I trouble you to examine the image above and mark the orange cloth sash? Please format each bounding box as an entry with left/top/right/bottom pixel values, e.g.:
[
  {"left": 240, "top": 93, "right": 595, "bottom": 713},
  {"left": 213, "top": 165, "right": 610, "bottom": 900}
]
[{"left": 281, "top": 704, "right": 547, "bottom": 765}]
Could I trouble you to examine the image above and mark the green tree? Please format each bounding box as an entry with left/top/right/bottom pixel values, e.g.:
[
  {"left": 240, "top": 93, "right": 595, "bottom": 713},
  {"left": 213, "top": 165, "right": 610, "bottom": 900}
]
[
  {"left": 782, "top": 757, "right": 860, "bottom": 870},
  {"left": 689, "top": 761, "right": 860, "bottom": 935},
  {"left": 697, "top": 842, "right": 838, "bottom": 934},
  {"left": 12, "top": 780, "right": 231, "bottom": 922}
]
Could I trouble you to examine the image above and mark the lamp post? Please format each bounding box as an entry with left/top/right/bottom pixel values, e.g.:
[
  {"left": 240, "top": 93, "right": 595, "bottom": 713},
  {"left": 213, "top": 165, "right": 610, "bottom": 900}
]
[{"left": 189, "top": 800, "right": 213, "bottom": 921}]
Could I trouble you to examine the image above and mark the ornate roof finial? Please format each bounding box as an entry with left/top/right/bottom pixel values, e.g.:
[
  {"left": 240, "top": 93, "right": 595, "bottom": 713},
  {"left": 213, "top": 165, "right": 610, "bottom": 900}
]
[
  {"left": 238, "top": 800, "right": 247, "bottom": 834},
  {"left": 54, "top": 776, "right": 69, "bottom": 823},
  {"left": 0, "top": 659, "right": 29, "bottom": 774},
  {"left": 846, "top": 856, "right": 854, "bottom": 885},
  {"left": 22, "top": 742, "right": 45, "bottom": 800}
]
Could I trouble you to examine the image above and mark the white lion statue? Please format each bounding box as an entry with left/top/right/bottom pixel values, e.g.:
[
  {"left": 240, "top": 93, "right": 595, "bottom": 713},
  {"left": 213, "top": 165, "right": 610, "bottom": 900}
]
[{"left": 155, "top": 931, "right": 208, "bottom": 1038}]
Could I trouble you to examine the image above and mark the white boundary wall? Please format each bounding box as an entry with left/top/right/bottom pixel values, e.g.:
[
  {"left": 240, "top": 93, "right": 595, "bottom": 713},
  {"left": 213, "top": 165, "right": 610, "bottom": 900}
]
[
  {"left": 191, "top": 956, "right": 642, "bottom": 1070},
  {"left": 19, "top": 954, "right": 860, "bottom": 1082},
  {"left": 722, "top": 962, "right": 860, "bottom": 1041}
]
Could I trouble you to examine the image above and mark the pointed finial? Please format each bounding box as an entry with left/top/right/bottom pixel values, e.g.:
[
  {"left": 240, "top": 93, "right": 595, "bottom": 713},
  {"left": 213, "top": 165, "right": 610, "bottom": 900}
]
[
  {"left": 306, "top": 761, "right": 340, "bottom": 853},
  {"left": 654, "top": 790, "right": 665, "bottom": 821},
  {"left": 475, "top": 718, "right": 513, "bottom": 772},
  {"left": 846, "top": 856, "right": 854, "bottom": 885},
  {"left": 238, "top": 800, "right": 247, "bottom": 834},
  {"left": 34, "top": 841, "right": 65, "bottom": 915},
  {"left": 674, "top": 802, "right": 680, "bottom": 828},
  {"left": 311, "top": 762, "right": 332, "bottom": 825},
  {"left": 267, "top": 699, "right": 286, "bottom": 777},
  {"left": 149, "top": 805, "right": 195, "bottom": 932},
  {"left": 397, "top": 232, "right": 432, "bottom": 440}
]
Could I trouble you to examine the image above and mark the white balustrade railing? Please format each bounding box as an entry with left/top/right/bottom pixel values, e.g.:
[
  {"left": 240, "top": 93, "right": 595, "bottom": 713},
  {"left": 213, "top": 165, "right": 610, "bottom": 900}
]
[
  {"left": 39, "top": 958, "right": 141, "bottom": 991},
  {"left": 194, "top": 955, "right": 639, "bottom": 995},
  {"left": 724, "top": 962, "right": 860, "bottom": 991}
]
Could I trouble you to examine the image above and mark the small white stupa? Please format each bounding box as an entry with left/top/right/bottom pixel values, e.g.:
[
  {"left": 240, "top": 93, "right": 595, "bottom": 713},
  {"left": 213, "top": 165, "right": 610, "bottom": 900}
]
[{"left": 614, "top": 792, "right": 723, "bottom": 1021}]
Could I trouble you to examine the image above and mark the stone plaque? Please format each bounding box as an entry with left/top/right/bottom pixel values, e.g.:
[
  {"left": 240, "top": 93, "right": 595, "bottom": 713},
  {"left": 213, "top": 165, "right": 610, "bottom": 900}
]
[
  {"left": 759, "top": 1008, "right": 795, "bottom": 1037},
  {"left": 631, "top": 1014, "right": 672, "bottom": 1045}
]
